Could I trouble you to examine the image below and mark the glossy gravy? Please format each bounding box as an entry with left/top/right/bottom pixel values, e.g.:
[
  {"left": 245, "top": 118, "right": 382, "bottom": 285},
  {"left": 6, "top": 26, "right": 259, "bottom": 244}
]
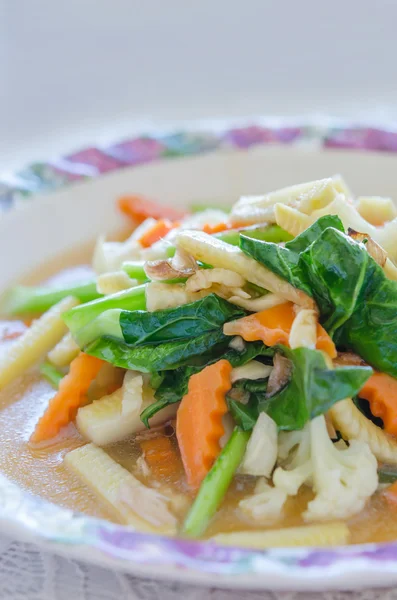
[{"left": 0, "top": 253, "right": 397, "bottom": 543}]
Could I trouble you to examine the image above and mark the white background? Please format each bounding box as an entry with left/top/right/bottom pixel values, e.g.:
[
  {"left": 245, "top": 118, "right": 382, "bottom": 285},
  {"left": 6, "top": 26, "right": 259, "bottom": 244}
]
[{"left": 1, "top": 0, "right": 397, "bottom": 171}]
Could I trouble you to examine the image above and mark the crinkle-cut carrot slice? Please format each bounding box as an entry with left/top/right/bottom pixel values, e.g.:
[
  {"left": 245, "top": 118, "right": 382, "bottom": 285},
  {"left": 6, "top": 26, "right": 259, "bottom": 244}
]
[
  {"left": 31, "top": 353, "right": 104, "bottom": 444},
  {"left": 359, "top": 372, "right": 397, "bottom": 437},
  {"left": 224, "top": 301, "right": 336, "bottom": 358},
  {"left": 176, "top": 359, "right": 232, "bottom": 489}
]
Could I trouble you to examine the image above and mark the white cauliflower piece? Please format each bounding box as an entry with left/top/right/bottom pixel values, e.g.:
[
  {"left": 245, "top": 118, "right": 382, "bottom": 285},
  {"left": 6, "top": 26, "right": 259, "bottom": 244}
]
[
  {"left": 303, "top": 415, "right": 378, "bottom": 522},
  {"left": 240, "top": 413, "right": 278, "bottom": 477},
  {"left": 231, "top": 360, "right": 272, "bottom": 383},
  {"left": 239, "top": 478, "right": 287, "bottom": 522},
  {"left": 273, "top": 423, "right": 312, "bottom": 495},
  {"left": 185, "top": 268, "right": 245, "bottom": 293}
]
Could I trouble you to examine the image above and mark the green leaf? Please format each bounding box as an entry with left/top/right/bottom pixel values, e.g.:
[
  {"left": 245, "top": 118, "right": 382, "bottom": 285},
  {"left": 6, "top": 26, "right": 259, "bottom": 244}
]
[
  {"left": 239, "top": 215, "right": 344, "bottom": 298},
  {"left": 140, "top": 398, "right": 169, "bottom": 428},
  {"left": 227, "top": 397, "right": 259, "bottom": 431},
  {"left": 241, "top": 216, "right": 397, "bottom": 379},
  {"left": 84, "top": 329, "right": 229, "bottom": 373},
  {"left": 119, "top": 294, "right": 245, "bottom": 346},
  {"left": 261, "top": 346, "right": 373, "bottom": 430}
]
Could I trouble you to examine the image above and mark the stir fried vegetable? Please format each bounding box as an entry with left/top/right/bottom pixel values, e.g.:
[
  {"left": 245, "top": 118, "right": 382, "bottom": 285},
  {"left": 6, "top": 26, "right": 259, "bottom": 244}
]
[{"left": 5, "top": 175, "right": 397, "bottom": 546}]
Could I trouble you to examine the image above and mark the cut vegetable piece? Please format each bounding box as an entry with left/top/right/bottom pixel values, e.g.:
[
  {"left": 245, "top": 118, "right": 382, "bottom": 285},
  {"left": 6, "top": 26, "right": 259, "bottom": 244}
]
[
  {"left": 330, "top": 398, "right": 397, "bottom": 464},
  {"left": 176, "top": 360, "right": 232, "bottom": 489},
  {"left": 223, "top": 302, "right": 336, "bottom": 358},
  {"left": 96, "top": 271, "right": 136, "bottom": 295},
  {"left": 64, "top": 444, "right": 176, "bottom": 533},
  {"left": 72, "top": 309, "right": 123, "bottom": 348},
  {"left": 230, "top": 178, "right": 339, "bottom": 225},
  {"left": 176, "top": 230, "right": 314, "bottom": 308},
  {"left": 358, "top": 372, "right": 397, "bottom": 437},
  {"left": 231, "top": 360, "right": 272, "bottom": 383},
  {"left": 227, "top": 293, "right": 285, "bottom": 312},
  {"left": 274, "top": 203, "right": 313, "bottom": 237},
  {"left": 0, "top": 296, "right": 79, "bottom": 391},
  {"left": 145, "top": 281, "right": 209, "bottom": 312},
  {"left": 140, "top": 435, "right": 182, "bottom": 483},
  {"left": 216, "top": 224, "right": 293, "bottom": 246},
  {"left": 186, "top": 268, "right": 245, "bottom": 293},
  {"left": 76, "top": 371, "right": 143, "bottom": 445},
  {"left": 63, "top": 285, "right": 146, "bottom": 335},
  {"left": 2, "top": 280, "right": 100, "bottom": 317},
  {"left": 122, "top": 261, "right": 148, "bottom": 281},
  {"left": 289, "top": 308, "right": 317, "bottom": 350},
  {"left": 31, "top": 353, "right": 104, "bottom": 443},
  {"left": 138, "top": 219, "right": 179, "bottom": 247},
  {"left": 48, "top": 332, "right": 79, "bottom": 367},
  {"left": 118, "top": 195, "right": 187, "bottom": 223},
  {"left": 240, "top": 413, "right": 277, "bottom": 477},
  {"left": 182, "top": 428, "right": 250, "bottom": 537},
  {"left": 212, "top": 522, "right": 349, "bottom": 548},
  {"left": 40, "top": 361, "right": 64, "bottom": 388},
  {"left": 356, "top": 196, "right": 397, "bottom": 226}
]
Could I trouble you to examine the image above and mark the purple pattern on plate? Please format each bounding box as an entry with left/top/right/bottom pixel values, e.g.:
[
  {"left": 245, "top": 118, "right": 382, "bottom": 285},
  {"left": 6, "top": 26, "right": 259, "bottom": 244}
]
[
  {"left": 324, "top": 127, "right": 397, "bottom": 152},
  {"left": 105, "top": 137, "right": 165, "bottom": 165},
  {"left": 61, "top": 148, "right": 125, "bottom": 175}
]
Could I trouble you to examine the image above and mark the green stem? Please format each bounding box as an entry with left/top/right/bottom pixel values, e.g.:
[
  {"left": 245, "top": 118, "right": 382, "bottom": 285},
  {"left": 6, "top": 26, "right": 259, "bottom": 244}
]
[
  {"left": 216, "top": 224, "right": 293, "bottom": 247},
  {"left": 40, "top": 361, "right": 64, "bottom": 388},
  {"left": 2, "top": 279, "right": 101, "bottom": 317},
  {"left": 181, "top": 428, "right": 250, "bottom": 538},
  {"left": 63, "top": 284, "right": 147, "bottom": 335},
  {"left": 122, "top": 261, "right": 148, "bottom": 282}
]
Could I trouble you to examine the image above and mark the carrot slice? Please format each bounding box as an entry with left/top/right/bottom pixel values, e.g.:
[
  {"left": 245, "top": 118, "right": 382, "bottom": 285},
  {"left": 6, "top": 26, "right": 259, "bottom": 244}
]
[
  {"left": 118, "top": 195, "right": 187, "bottom": 224},
  {"left": 138, "top": 219, "right": 179, "bottom": 248},
  {"left": 31, "top": 353, "right": 103, "bottom": 443},
  {"left": 176, "top": 359, "right": 232, "bottom": 489},
  {"left": 140, "top": 435, "right": 183, "bottom": 482},
  {"left": 223, "top": 301, "right": 336, "bottom": 358},
  {"left": 359, "top": 372, "right": 397, "bottom": 437}
]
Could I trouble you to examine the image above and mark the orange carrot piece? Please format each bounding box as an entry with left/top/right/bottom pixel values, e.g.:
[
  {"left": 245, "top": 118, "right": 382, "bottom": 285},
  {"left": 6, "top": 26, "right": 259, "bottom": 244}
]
[
  {"left": 359, "top": 372, "right": 397, "bottom": 437},
  {"left": 383, "top": 481, "right": 397, "bottom": 505},
  {"left": 118, "top": 195, "right": 187, "bottom": 224},
  {"left": 138, "top": 219, "right": 179, "bottom": 248},
  {"left": 202, "top": 222, "right": 232, "bottom": 235},
  {"left": 224, "top": 301, "right": 336, "bottom": 358},
  {"left": 31, "top": 353, "right": 104, "bottom": 443},
  {"left": 176, "top": 359, "right": 232, "bottom": 489},
  {"left": 140, "top": 435, "right": 182, "bottom": 482}
]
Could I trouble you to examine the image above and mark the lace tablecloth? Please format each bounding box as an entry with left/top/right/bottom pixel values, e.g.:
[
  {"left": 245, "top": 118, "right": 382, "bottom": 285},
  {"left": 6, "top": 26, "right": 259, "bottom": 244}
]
[{"left": 0, "top": 534, "right": 394, "bottom": 600}]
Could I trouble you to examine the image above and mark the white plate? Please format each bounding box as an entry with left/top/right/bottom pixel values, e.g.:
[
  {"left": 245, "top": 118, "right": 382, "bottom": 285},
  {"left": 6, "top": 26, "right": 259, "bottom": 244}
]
[{"left": 2, "top": 144, "right": 397, "bottom": 591}]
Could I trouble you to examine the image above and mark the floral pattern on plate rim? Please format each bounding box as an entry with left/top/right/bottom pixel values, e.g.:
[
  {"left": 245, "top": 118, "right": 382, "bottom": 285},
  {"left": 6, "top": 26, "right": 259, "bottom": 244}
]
[{"left": 2, "top": 119, "right": 397, "bottom": 579}]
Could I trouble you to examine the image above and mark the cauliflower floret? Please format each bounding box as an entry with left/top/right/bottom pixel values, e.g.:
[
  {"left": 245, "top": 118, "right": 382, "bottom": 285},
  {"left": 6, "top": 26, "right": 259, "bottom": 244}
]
[
  {"left": 239, "top": 478, "right": 288, "bottom": 522},
  {"left": 240, "top": 413, "right": 278, "bottom": 477},
  {"left": 303, "top": 415, "right": 378, "bottom": 522},
  {"left": 273, "top": 424, "right": 312, "bottom": 495}
]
